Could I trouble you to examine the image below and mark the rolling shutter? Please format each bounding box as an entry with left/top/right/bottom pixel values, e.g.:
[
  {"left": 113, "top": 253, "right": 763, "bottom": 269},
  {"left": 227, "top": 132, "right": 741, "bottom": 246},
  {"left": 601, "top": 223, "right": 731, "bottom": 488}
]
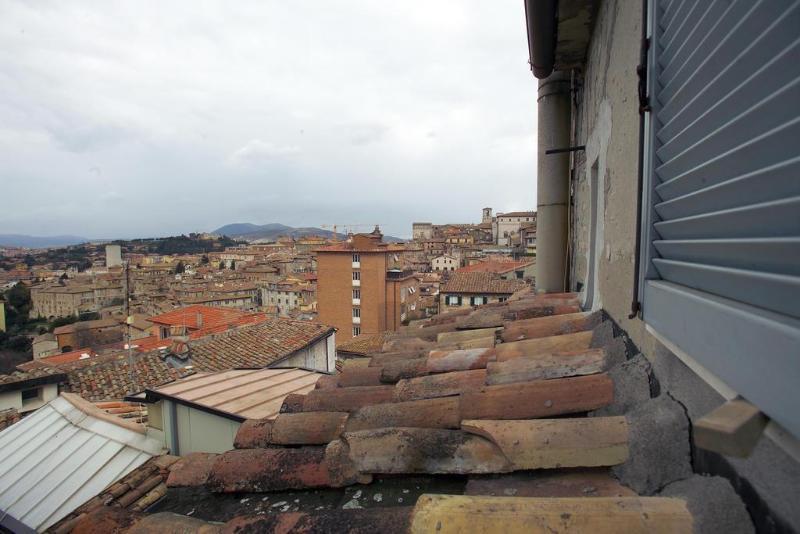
[{"left": 641, "top": 0, "right": 800, "bottom": 435}]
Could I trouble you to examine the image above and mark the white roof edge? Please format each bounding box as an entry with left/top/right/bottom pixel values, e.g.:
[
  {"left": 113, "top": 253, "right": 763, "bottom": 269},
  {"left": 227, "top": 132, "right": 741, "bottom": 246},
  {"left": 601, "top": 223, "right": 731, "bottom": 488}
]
[{"left": 50, "top": 396, "right": 165, "bottom": 456}]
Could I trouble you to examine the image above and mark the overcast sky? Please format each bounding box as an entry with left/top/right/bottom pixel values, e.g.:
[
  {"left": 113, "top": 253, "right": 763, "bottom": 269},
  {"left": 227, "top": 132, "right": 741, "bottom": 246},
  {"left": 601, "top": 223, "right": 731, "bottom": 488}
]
[{"left": 0, "top": 1, "right": 538, "bottom": 239}]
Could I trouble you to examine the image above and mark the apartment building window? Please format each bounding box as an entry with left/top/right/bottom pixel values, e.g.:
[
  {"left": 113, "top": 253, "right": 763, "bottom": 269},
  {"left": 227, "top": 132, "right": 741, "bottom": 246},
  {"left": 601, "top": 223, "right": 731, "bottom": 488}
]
[
  {"left": 352, "top": 289, "right": 361, "bottom": 300},
  {"left": 499, "top": 297, "right": 508, "bottom": 303},
  {"left": 352, "top": 253, "right": 360, "bottom": 263},
  {"left": 470, "top": 296, "right": 486, "bottom": 306},
  {"left": 446, "top": 295, "right": 462, "bottom": 306},
  {"left": 352, "top": 326, "right": 361, "bottom": 337},
  {"left": 352, "top": 272, "right": 361, "bottom": 281},
  {"left": 352, "top": 308, "right": 361, "bottom": 318},
  {"left": 21, "top": 388, "right": 41, "bottom": 403}
]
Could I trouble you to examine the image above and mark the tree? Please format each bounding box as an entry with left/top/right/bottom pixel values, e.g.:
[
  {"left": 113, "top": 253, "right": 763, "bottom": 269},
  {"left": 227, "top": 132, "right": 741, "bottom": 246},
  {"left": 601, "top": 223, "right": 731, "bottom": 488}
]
[
  {"left": 174, "top": 261, "right": 185, "bottom": 274},
  {"left": 219, "top": 261, "right": 225, "bottom": 270},
  {"left": 4, "top": 284, "right": 31, "bottom": 326},
  {"left": 229, "top": 259, "right": 236, "bottom": 270}
]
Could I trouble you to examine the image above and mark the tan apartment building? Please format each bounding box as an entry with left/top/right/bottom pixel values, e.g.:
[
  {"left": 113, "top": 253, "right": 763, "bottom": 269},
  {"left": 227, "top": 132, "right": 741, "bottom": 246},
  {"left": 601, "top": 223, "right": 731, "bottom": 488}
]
[{"left": 317, "top": 228, "right": 416, "bottom": 343}]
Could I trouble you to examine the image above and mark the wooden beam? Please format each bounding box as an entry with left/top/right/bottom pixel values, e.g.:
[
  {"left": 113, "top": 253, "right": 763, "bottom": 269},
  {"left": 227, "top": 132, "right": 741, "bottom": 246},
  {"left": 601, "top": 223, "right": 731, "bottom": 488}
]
[
  {"left": 694, "top": 399, "right": 767, "bottom": 457},
  {"left": 410, "top": 495, "right": 693, "bottom": 534}
]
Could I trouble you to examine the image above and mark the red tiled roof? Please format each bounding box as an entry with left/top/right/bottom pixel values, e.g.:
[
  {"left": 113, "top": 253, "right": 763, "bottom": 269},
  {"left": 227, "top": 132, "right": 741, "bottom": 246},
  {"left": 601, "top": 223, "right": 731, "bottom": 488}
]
[
  {"left": 148, "top": 305, "right": 255, "bottom": 330},
  {"left": 131, "top": 335, "right": 171, "bottom": 352},
  {"left": 40, "top": 348, "right": 98, "bottom": 365},
  {"left": 186, "top": 318, "right": 335, "bottom": 371},
  {"left": 498, "top": 210, "right": 536, "bottom": 217},
  {"left": 441, "top": 272, "right": 528, "bottom": 294},
  {"left": 457, "top": 259, "right": 534, "bottom": 275},
  {"left": 316, "top": 244, "right": 406, "bottom": 253}
]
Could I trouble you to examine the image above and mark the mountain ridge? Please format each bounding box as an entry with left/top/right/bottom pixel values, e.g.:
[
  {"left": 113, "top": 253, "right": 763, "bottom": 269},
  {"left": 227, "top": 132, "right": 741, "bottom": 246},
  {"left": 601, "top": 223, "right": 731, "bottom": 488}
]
[{"left": 211, "top": 222, "right": 404, "bottom": 242}]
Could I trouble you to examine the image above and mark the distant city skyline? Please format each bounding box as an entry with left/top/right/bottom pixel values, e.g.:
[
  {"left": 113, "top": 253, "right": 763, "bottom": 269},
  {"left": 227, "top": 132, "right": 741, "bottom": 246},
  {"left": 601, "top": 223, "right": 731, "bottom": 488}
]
[{"left": 1, "top": 1, "right": 538, "bottom": 239}]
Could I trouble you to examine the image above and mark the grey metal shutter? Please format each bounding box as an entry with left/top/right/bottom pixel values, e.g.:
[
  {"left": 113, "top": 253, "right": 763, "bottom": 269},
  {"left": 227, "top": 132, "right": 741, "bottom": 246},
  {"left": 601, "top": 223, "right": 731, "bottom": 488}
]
[{"left": 641, "top": 0, "right": 800, "bottom": 436}]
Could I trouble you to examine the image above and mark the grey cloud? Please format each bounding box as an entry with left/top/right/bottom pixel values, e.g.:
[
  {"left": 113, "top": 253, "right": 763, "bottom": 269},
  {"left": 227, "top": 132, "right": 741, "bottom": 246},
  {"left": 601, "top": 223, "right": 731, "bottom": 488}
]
[
  {"left": 0, "top": 0, "right": 538, "bottom": 239},
  {"left": 348, "top": 124, "right": 389, "bottom": 146}
]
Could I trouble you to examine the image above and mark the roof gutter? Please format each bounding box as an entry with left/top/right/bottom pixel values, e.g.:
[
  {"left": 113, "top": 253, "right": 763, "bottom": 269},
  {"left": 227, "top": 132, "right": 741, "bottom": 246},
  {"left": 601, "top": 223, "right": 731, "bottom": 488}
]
[{"left": 524, "top": 0, "right": 559, "bottom": 79}]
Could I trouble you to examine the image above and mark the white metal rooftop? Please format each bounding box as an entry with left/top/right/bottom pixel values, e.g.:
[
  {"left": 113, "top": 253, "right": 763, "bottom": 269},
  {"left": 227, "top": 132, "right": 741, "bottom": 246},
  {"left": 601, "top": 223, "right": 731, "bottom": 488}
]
[{"left": 0, "top": 393, "right": 165, "bottom": 533}]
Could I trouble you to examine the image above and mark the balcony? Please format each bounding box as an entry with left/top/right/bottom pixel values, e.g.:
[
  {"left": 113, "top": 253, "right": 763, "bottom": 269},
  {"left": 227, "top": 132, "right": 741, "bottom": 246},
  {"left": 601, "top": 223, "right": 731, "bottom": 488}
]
[
  {"left": 352, "top": 298, "right": 361, "bottom": 305},
  {"left": 352, "top": 279, "right": 361, "bottom": 287},
  {"left": 352, "top": 261, "right": 360, "bottom": 268},
  {"left": 352, "top": 316, "right": 361, "bottom": 324}
]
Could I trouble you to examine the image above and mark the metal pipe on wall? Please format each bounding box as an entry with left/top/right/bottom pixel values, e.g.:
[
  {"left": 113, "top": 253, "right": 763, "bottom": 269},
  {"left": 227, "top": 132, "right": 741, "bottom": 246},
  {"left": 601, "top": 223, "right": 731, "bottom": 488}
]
[{"left": 536, "top": 71, "right": 572, "bottom": 293}]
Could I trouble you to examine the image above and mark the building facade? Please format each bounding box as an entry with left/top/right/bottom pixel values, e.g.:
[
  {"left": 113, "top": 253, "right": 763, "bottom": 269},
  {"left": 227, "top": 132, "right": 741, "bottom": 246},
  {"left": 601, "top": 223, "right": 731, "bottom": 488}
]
[{"left": 317, "top": 229, "right": 412, "bottom": 342}]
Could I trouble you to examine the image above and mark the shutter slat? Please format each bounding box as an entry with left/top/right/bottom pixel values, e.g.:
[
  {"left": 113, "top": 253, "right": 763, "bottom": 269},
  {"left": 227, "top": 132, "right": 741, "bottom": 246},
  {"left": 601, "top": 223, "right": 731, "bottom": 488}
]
[
  {"left": 657, "top": 36, "right": 800, "bottom": 151},
  {"left": 654, "top": 196, "right": 800, "bottom": 240},
  {"left": 655, "top": 117, "right": 800, "bottom": 200},
  {"left": 658, "top": 0, "right": 729, "bottom": 76},
  {"left": 660, "top": 1, "right": 705, "bottom": 60},
  {"left": 658, "top": 1, "right": 782, "bottom": 109},
  {"left": 654, "top": 157, "right": 800, "bottom": 220},
  {"left": 645, "top": 0, "right": 800, "bottom": 439},
  {"left": 661, "top": 0, "right": 695, "bottom": 45},
  {"left": 656, "top": 77, "right": 800, "bottom": 176},
  {"left": 653, "top": 238, "right": 800, "bottom": 276},
  {"left": 659, "top": 0, "right": 687, "bottom": 32},
  {"left": 651, "top": 259, "right": 800, "bottom": 318}
]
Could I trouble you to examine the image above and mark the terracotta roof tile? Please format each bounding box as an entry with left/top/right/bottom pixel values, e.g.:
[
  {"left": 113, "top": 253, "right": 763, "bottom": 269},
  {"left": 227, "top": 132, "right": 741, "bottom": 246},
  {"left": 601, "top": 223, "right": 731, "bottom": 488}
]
[
  {"left": 147, "top": 304, "right": 253, "bottom": 330},
  {"left": 336, "top": 332, "right": 389, "bottom": 355},
  {"left": 456, "top": 259, "right": 533, "bottom": 275},
  {"left": 440, "top": 272, "right": 528, "bottom": 295}
]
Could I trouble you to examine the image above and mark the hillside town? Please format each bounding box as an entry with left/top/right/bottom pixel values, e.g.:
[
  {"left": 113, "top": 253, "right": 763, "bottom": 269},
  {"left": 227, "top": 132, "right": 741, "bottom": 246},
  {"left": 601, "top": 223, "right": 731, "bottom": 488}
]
[{"left": 0, "top": 1, "right": 798, "bottom": 533}]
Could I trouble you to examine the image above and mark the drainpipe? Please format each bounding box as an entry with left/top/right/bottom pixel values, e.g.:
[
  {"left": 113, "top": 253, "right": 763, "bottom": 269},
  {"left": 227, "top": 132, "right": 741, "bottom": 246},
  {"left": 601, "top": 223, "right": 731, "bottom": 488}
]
[{"left": 536, "top": 70, "right": 572, "bottom": 293}]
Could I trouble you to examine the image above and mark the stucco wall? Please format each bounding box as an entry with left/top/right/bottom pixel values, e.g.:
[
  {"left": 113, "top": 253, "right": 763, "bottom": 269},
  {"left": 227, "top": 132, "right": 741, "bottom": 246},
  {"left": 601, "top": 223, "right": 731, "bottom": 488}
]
[{"left": 567, "top": 0, "right": 800, "bottom": 529}]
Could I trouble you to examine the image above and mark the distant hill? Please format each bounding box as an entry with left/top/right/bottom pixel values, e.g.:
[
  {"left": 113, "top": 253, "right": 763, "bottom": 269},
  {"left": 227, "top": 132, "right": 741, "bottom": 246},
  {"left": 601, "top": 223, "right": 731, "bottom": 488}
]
[
  {"left": 0, "top": 234, "right": 90, "bottom": 249},
  {"left": 211, "top": 222, "right": 404, "bottom": 243}
]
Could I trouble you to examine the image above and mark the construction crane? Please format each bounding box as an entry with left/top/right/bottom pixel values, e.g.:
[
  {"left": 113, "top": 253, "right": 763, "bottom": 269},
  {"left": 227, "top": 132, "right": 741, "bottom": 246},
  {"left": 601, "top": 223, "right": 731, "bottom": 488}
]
[{"left": 320, "top": 224, "right": 379, "bottom": 241}]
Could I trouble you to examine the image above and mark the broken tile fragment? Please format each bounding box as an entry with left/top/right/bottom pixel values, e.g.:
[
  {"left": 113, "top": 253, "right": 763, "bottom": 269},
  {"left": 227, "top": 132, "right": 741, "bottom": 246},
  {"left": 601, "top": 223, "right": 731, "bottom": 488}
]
[
  {"left": 500, "top": 311, "right": 601, "bottom": 342},
  {"left": 485, "top": 348, "right": 606, "bottom": 385},
  {"left": 337, "top": 366, "right": 384, "bottom": 387},
  {"left": 270, "top": 412, "right": 349, "bottom": 445},
  {"left": 234, "top": 418, "right": 273, "bottom": 449},
  {"left": 206, "top": 448, "right": 332, "bottom": 493},
  {"left": 345, "top": 397, "right": 461, "bottom": 432},
  {"left": 341, "top": 427, "right": 512, "bottom": 474},
  {"left": 495, "top": 331, "right": 593, "bottom": 361},
  {"left": 394, "top": 369, "right": 488, "bottom": 401},
  {"left": 166, "top": 452, "right": 219, "bottom": 488},
  {"left": 461, "top": 373, "right": 614, "bottom": 419},
  {"left": 461, "top": 417, "right": 629, "bottom": 469},
  {"left": 303, "top": 385, "right": 395, "bottom": 412},
  {"left": 426, "top": 348, "right": 496, "bottom": 373}
]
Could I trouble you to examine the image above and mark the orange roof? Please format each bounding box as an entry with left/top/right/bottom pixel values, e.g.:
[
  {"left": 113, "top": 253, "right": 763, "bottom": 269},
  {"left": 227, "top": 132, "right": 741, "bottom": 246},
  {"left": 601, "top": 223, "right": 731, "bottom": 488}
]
[
  {"left": 131, "top": 335, "right": 171, "bottom": 352},
  {"left": 457, "top": 259, "right": 534, "bottom": 275},
  {"left": 133, "top": 312, "right": 272, "bottom": 352},
  {"left": 40, "top": 348, "right": 98, "bottom": 365},
  {"left": 148, "top": 305, "right": 253, "bottom": 330},
  {"left": 316, "top": 243, "right": 406, "bottom": 253}
]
